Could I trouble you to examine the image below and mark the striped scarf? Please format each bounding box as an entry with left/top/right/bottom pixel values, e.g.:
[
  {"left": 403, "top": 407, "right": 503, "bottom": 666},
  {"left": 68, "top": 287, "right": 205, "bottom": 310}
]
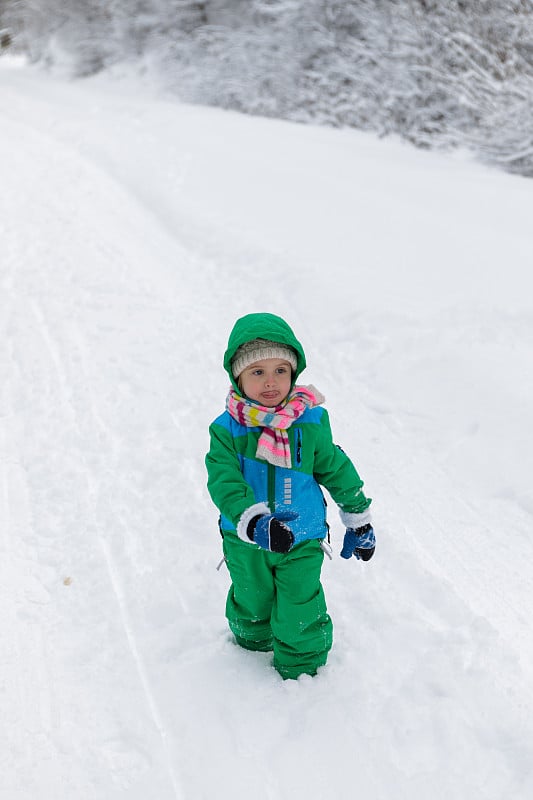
[{"left": 226, "top": 384, "right": 325, "bottom": 468}]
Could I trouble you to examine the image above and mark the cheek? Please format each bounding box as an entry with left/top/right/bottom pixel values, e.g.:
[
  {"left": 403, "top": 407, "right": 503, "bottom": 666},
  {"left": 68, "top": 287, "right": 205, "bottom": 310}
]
[
  {"left": 282, "top": 374, "right": 292, "bottom": 390},
  {"left": 241, "top": 375, "right": 257, "bottom": 395}
]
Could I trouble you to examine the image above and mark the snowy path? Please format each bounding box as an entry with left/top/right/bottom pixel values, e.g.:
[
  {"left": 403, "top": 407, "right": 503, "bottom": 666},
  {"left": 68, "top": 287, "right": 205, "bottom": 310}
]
[
  {"left": 1, "top": 104, "right": 192, "bottom": 798},
  {"left": 1, "top": 61, "right": 533, "bottom": 799}
]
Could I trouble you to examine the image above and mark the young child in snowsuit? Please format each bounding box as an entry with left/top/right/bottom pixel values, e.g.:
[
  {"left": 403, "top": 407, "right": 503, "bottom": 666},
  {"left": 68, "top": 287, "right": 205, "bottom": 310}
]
[{"left": 205, "top": 313, "right": 375, "bottom": 680}]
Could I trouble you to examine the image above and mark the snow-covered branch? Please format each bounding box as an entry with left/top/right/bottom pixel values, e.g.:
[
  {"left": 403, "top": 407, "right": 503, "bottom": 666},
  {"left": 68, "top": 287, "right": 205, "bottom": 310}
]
[{"left": 2, "top": 0, "right": 533, "bottom": 176}]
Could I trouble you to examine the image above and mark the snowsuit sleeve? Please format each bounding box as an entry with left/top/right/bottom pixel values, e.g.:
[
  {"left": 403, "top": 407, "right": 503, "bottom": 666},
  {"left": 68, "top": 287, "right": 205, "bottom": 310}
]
[
  {"left": 205, "top": 420, "right": 257, "bottom": 527},
  {"left": 313, "top": 409, "right": 371, "bottom": 515}
]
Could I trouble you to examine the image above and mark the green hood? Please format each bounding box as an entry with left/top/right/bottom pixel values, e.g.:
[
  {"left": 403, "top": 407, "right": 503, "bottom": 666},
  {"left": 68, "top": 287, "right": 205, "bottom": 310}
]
[{"left": 224, "top": 313, "right": 306, "bottom": 391}]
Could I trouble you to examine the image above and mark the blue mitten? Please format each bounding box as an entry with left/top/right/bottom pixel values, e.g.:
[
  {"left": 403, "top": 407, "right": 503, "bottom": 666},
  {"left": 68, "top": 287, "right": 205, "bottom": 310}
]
[
  {"left": 340, "top": 524, "right": 376, "bottom": 561},
  {"left": 247, "top": 511, "right": 298, "bottom": 553}
]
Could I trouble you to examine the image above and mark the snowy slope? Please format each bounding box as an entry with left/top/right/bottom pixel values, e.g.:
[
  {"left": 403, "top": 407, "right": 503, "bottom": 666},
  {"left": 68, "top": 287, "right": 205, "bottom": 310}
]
[{"left": 1, "top": 57, "right": 533, "bottom": 800}]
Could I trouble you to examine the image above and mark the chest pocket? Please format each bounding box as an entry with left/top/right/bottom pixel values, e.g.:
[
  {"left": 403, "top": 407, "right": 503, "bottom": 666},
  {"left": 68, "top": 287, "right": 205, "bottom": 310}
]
[{"left": 293, "top": 428, "right": 303, "bottom": 467}]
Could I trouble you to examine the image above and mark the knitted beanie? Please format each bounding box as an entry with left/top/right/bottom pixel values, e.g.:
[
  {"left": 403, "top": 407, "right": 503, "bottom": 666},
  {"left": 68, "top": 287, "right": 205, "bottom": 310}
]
[{"left": 231, "top": 339, "right": 298, "bottom": 378}]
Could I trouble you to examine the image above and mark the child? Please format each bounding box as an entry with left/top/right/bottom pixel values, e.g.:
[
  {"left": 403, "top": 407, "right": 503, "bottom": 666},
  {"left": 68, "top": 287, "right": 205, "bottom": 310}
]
[{"left": 205, "top": 312, "right": 375, "bottom": 680}]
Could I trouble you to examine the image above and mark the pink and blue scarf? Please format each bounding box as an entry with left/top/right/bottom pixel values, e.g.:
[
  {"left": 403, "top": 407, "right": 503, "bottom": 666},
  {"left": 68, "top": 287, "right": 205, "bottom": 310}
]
[{"left": 226, "top": 384, "right": 325, "bottom": 468}]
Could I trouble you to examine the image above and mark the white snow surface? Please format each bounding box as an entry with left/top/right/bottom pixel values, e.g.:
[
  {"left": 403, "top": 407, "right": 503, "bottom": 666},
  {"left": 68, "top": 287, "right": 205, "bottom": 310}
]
[{"left": 1, "top": 59, "right": 533, "bottom": 799}]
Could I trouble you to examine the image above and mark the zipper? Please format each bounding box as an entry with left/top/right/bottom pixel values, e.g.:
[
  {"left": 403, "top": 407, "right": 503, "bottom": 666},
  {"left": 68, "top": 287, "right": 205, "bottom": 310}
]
[
  {"left": 267, "top": 462, "right": 276, "bottom": 512},
  {"left": 295, "top": 428, "right": 302, "bottom": 467}
]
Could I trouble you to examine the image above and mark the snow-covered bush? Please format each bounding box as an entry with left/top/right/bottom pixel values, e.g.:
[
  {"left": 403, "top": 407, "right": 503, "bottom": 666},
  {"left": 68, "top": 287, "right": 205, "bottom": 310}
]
[{"left": 2, "top": 0, "right": 533, "bottom": 176}]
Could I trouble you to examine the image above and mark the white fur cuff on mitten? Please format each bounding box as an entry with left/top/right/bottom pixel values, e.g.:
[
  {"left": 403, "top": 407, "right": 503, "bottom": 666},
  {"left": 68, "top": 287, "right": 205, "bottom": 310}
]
[
  {"left": 236, "top": 502, "right": 271, "bottom": 543},
  {"left": 339, "top": 508, "right": 373, "bottom": 530}
]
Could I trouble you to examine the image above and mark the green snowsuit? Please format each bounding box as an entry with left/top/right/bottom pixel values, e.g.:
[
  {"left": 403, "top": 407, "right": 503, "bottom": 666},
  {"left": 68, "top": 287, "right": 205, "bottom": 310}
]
[{"left": 206, "top": 313, "right": 371, "bottom": 679}]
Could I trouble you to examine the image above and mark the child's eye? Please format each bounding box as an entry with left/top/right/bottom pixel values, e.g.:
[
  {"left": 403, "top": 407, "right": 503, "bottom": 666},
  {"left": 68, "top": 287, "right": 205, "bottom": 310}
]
[
  {"left": 252, "top": 369, "right": 264, "bottom": 376},
  {"left": 276, "top": 367, "right": 288, "bottom": 374}
]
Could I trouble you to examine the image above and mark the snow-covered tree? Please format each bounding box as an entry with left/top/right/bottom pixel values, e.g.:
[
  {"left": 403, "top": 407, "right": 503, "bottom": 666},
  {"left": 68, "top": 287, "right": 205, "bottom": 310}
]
[{"left": 2, "top": 0, "right": 533, "bottom": 175}]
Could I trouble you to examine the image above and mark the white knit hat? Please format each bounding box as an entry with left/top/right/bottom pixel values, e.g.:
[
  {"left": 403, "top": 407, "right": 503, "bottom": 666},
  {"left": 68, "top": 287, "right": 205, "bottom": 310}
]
[{"left": 231, "top": 339, "right": 298, "bottom": 378}]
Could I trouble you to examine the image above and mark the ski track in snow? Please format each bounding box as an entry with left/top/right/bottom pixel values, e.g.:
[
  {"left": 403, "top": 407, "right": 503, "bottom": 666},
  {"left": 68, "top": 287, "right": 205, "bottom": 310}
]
[
  {"left": 2, "top": 62, "right": 533, "bottom": 799},
  {"left": 30, "top": 298, "right": 185, "bottom": 800}
]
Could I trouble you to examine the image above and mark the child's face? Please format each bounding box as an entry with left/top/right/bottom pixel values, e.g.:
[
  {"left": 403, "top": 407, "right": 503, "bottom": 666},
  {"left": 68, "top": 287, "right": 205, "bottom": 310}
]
[{"left": 239, "top": 358, "right": 293, "bottom": 406}]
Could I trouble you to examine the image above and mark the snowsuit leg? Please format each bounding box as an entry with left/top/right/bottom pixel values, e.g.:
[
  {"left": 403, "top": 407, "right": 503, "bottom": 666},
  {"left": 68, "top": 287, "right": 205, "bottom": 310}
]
[
  {"left": 223, "top": 533, "right": 275, "bottom": 651},
  {"left": 271, "top": 539, "right": 332, "bottom": 680},
  {"left": 222, "top": 534, "right": 333, "bottom": 676}
]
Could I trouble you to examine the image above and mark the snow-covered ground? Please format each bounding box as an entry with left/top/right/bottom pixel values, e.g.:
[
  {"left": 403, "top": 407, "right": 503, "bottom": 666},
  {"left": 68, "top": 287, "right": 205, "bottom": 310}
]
[{"left": 1, "top": 56, "right": 533, "bottom": 799}]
